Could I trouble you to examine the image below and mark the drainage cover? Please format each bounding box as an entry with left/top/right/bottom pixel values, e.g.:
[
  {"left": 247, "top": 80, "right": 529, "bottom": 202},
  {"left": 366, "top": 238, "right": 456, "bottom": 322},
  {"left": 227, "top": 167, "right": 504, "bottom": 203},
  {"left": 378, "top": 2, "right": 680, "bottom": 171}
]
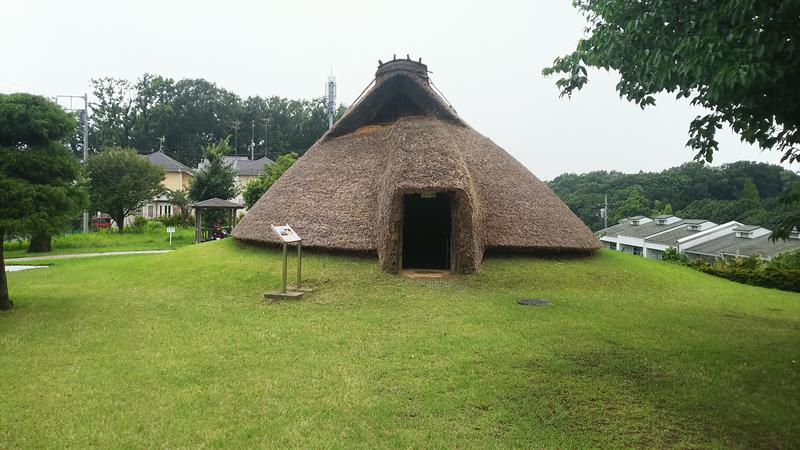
[{"left": 517, "top": 299, "right": 551, "bottom": 306}]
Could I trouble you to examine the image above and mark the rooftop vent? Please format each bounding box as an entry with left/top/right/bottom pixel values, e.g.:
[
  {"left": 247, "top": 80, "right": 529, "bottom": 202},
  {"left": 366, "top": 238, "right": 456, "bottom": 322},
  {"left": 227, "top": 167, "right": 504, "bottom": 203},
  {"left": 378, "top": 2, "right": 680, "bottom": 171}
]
[{"left": 376, "top": 55, "right": 428, "bottom": 84}]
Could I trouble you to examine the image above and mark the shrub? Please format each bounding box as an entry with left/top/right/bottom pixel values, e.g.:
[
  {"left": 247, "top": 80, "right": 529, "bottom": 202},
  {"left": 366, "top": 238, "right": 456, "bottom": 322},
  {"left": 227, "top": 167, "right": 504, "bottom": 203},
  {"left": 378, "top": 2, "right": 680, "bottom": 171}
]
[
  {"left": 156, "top": 215, "right": 183, "bottom": 227},
  {"left": 145, "top": 220, "right": 166, "bottom": 233},
  {"left": 131, "top": 216, "right": 148, "bottom": 232},
  {"left": 697, "top": 265, "right": 800, "bottom": 293},
  {"left": 769, "top": 249, "right": 800, "bottom": 270},
  {"left": 663, "top": 247, "right": 689, "bottom": 265}
]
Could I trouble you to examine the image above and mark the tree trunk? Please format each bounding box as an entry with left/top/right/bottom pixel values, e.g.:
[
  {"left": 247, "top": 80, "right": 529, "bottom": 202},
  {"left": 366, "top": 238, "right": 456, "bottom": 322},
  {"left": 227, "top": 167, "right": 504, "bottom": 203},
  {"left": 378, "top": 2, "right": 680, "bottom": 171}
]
[
  {"left": 27, "top": 230, "right": 52, "bottom": 253},
  {"left": 0, "top": 230, "right": 11, "bottom": 311},
  {"left": 115, "top": 213, "right": 125, "bottom": 232}
]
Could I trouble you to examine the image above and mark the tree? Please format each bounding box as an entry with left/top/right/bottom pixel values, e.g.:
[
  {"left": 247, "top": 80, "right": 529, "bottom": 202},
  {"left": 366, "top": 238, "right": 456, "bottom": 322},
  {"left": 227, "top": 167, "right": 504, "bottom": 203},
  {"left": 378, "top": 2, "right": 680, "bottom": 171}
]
[
  {"left": 613, "top": 185, "right": 650, "bottom": 222},
  {"left": 167, "top": 189, "right": 191, "bottom": 226},
  {"left": 0, "top": 93, "right": 87, "bottom": 310},
  {"left": 188, "top": 137, "right": 238, "bottom": 202},
  {"left": 90, "top": 78, "right": 137, "bottom": 150},
  {"left": 544, "top": 1, "right": 799, "bottom": 164},
  {"left": 544, "top": 1, "right": 800, "bottom": 236},
  {"left": 86, "top": 148, "right": 165, "bottom": 232},
  {"left": 739, "top": 177, "right": 761, "bottom": 202},
  {"left": 242, "top": 152, "right": 299, "bottom": 208}
]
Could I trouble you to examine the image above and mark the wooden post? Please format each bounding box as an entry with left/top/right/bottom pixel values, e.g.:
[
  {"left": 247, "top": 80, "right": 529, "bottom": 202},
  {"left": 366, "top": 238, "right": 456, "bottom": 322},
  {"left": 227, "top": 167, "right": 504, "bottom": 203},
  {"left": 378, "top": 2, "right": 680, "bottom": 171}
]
[
  {"left": 296, "top": 241, "right": 302, "bottom": 289},
  {"left": 281, "top": 242, "right": 288, "bottom": 293},
  {"left": 194, "top": 208, "right": 202, "bottom": 243}
]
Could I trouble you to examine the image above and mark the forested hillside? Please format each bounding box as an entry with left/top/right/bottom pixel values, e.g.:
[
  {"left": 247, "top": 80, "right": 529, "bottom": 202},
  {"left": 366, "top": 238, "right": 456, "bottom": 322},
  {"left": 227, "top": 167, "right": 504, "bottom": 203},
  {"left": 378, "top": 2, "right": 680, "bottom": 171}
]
[{"left": 547, "top": 162, "right": 800, "bottom": 231}]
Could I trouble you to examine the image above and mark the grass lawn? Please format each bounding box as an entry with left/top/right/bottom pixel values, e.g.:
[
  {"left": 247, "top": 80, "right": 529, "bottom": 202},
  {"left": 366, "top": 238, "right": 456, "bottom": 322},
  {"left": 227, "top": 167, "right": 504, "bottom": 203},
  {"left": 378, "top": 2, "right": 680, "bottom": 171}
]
[
  {"left": 1, "top": 240, "right": 798, "bottom": 448},
  {"left": 3, "top": 226, "right": 195, "bottom": 259}
]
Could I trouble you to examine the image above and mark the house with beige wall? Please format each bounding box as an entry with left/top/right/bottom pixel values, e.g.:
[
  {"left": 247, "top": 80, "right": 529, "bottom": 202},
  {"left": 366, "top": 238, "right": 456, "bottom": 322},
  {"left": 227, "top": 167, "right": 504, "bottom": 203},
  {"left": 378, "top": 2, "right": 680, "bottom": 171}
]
[
  {"left": 197, "top": 155, "right": 274, "bottom": 207},
  {"left": 138, "top": 151, "right": 193, "bottom": 219}
]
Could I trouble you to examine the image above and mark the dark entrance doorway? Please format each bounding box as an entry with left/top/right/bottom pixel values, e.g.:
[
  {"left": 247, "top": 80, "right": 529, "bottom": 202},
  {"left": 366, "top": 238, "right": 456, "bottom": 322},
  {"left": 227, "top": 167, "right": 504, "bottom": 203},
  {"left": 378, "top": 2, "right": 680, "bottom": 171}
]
[{"left": 402, "top": 192, "right": 452, "bottom": 270}]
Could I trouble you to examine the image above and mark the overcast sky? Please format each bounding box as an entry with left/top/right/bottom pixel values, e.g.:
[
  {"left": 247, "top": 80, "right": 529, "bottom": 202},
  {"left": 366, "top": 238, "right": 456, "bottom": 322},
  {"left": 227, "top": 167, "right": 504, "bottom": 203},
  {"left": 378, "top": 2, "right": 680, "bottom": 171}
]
[{"left": 1, "top": 0, "right": 785, "bottom": 180}]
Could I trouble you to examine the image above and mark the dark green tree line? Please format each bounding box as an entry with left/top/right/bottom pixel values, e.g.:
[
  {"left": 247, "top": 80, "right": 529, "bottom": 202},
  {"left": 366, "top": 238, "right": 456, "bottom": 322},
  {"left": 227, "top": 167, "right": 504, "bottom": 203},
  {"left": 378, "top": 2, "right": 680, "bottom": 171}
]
[
  {"left": 83, "top": 74, "right": 347, "bottom": 166},
  {"left": 548, "top": 161, "right": 800, "bottom": 231}
]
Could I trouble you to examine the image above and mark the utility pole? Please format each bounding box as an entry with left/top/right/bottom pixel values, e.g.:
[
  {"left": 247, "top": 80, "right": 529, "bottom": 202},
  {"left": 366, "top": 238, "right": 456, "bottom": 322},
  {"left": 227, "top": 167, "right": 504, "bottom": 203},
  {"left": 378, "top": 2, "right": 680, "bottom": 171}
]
[
  {"left": 231, "top": 120, "right": 240, "bottom": 155},
  {"left": 250, "top": 120, "right": 255, "bottom": 160},
  {"left": 157, "top": 136, "right": 165, "bottom": 152},
  {"left": 55, "top": 94, "right": 90, "bottom": 233},
  {"left": 262, "top": 117, "right": 271, "bottom": 160},
  {"left": 598, "top": 193, "right": 614, "bottom": 229}
]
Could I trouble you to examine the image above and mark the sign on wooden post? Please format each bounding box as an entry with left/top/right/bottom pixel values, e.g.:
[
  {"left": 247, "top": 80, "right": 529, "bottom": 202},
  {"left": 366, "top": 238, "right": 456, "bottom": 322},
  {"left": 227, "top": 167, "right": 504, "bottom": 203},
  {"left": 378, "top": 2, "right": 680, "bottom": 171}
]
[
  {"left": 167, "top": 226, "right": 176, "bottom": 246},
  {"left": 265, "top": 224, "right": 304, "bottom": 301}
]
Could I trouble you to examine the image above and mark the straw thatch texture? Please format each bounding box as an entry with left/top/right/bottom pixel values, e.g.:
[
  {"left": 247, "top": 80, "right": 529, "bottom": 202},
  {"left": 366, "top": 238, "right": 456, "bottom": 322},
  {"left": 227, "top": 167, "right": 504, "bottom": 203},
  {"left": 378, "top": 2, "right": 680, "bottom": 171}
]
[{"left": 233, "top": 59, "right": 600, "bottom": 272}]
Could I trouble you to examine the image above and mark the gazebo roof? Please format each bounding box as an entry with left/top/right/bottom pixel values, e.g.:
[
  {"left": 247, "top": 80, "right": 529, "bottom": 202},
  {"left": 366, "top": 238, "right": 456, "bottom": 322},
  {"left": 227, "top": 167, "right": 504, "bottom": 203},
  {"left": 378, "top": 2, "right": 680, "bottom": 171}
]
[{"left": 190, "top": 198, "right": 244, "bottom": 209}]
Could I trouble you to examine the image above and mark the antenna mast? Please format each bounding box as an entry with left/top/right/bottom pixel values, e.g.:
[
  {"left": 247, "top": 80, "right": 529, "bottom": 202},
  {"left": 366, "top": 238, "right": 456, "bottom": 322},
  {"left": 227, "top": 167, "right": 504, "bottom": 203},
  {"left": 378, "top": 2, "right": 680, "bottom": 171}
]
[{"left": 326, "top": 69, "right": 336, "bottom": 129}]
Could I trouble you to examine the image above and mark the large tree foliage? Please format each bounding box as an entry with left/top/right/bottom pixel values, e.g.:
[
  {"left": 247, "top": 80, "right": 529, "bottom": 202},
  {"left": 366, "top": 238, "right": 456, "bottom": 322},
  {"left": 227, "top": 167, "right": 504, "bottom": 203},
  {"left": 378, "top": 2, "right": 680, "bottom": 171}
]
[
  {"left": 548, "top": 161, "right": 799, "bottom": 231},
  {"left": 0, "top": 94, "right": 87, "bottom": 310},
  {"left": 188, "top": 138, "right": 238, "bottom": 202},
  {"left": 85, "top": 148, "right": 165, "bottom": 232},
  {"left": 544, "top": 0, "right": 800, "bottom": 236},
  {"left": 242, "top": 152, "right": 299, "bottom": 209},
  {"left": 544, "top": 0, "right": 799, "bottom": 164},
  {"left": 87, "top": 74, "right": 346, "bottom": 166}
]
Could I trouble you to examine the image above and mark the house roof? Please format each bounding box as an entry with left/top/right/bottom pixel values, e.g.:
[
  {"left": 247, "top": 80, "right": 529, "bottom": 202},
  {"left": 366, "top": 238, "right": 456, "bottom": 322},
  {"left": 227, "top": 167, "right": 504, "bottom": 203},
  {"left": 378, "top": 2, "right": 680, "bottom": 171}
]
[
  {"left": 682, "top": 219, "right": 708, "bottom": 225},
  {"left": 596, "top": 221, "right": 636, "bottom": 238},
  {"left": 238, "top": 156, "right": 274, "bottom": 176},
  {"left": 190, "top": 198, "right": 244, "bottom": 209},
  {"left": 733, "top": 225, "right": 761, "bottom": 232},
  {"left": 645, "top": 225, "right": 699, "bottom": 245},
  {"left": 142, "top": 151, "right": 193, "bottom": 172},
  {"left": 684, "top": 233, "right": 800, "bottom": 259},
  {"left": 233, "top": 57, "right": 600, "bottom": 273},
  {"left": 616, "top": 220, "right": 687, "bottom": 239},
  {"left": 208, "top": 155, "right": 275, "bottom": 176},
  {"left": 654, "top": 214, "right": 675, "bottom": 219}
]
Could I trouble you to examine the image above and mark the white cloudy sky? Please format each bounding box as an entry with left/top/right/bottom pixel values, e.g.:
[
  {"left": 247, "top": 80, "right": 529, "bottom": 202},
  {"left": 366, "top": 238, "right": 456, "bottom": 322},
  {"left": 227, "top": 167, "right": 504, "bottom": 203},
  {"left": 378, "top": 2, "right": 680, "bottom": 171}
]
[{"left": 0, "top": 0, "right": 784, "bottom": 180}]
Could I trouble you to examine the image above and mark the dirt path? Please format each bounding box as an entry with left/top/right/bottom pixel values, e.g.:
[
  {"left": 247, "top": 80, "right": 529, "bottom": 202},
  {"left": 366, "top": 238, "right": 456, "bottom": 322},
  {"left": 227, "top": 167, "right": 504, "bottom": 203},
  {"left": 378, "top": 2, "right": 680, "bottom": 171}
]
[{"left": 5, "top": 250, "right": 172, "bottom": 262}]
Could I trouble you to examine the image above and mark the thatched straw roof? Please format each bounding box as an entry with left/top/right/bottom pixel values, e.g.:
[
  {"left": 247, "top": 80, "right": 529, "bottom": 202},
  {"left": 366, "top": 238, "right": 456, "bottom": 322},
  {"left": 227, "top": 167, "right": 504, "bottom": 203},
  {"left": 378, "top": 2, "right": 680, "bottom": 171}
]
[{"left": 234, "top": 57, "right": 600, "bottom": 273}]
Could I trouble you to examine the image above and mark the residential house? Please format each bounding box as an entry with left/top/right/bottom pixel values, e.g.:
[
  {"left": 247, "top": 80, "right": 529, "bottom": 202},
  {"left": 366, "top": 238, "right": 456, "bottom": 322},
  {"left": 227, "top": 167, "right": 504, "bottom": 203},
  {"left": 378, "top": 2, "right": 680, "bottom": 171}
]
[
  {"left": 139, "top": 151, "right": 193, "bottom": 219},
  {"left": 197, "top": 155, "right": 274, "bottom": 206}
]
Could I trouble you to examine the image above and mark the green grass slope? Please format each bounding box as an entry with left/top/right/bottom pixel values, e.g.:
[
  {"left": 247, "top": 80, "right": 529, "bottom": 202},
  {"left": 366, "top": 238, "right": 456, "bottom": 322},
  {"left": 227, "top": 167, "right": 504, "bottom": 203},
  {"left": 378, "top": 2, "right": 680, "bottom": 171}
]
[
  {"left": 1, "top": 240, "right": 798, "bottom": 448},
  {"left": 3, "top": 226, "right": 195, "bottom": 259}
]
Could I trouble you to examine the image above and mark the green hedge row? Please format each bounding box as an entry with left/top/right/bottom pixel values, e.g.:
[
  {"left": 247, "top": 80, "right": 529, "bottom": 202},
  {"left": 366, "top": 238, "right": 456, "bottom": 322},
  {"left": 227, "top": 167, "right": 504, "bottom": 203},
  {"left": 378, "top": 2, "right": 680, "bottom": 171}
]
[{"left": 697, "top": 266, "right": 800, "bottom": 293}]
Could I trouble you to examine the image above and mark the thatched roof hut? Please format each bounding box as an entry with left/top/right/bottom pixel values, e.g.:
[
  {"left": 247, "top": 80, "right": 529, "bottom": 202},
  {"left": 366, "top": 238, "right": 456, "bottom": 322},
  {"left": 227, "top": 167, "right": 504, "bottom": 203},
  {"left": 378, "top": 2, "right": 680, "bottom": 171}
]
[{"left": 234, "top": 57, "right": 600, "bottom": 273}]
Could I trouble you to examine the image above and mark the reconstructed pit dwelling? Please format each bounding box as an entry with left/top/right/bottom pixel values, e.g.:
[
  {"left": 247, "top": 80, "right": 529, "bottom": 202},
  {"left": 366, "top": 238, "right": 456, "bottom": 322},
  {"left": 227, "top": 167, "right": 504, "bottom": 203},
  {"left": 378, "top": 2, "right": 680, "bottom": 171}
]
[{"left": 233, "top": 57, "right": 600, "bottom": 273}]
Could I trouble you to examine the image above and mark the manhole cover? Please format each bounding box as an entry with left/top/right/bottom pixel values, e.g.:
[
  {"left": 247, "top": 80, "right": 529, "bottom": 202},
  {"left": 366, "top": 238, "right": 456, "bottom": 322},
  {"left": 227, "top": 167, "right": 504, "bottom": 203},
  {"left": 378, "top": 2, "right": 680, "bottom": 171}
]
[{"left": 517, "top": 299, "right": 551, "bottom": 306}]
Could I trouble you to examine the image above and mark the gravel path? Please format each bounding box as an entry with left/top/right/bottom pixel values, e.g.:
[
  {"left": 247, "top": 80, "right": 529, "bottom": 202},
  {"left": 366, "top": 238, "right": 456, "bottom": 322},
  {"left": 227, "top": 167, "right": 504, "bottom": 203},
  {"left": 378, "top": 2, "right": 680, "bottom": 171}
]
[{"left": 5, "top": 250, "right": 172, "bottom": 262}]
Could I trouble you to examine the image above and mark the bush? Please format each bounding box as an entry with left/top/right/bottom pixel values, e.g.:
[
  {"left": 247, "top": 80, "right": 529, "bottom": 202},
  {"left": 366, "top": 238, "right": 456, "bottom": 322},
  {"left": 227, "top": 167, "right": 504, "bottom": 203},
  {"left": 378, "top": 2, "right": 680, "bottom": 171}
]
[
  {"left": 131, "top": 216, "right": 148, "bottom": 232},
  {"left": 697, "top": 265, "right": 800, "bottom": 293},
  {"left": 145, "top": 220, "right": 166, "bottom": 233},
  {"left": 156, "top": 215, "right": 183, "bottom": 227},
  {"left": 769, "top": 249, "right": 800, "bottom": 270},
  {"left": 663, "top": 247, "right": 689, "bottom": 265}
]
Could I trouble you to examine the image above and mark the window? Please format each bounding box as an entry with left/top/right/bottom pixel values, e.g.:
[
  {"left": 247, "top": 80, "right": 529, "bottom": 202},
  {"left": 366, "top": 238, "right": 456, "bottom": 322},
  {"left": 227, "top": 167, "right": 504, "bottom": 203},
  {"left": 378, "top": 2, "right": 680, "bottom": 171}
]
[
  {"left": 633, "top": 247, "right": 643, "bottom": 257},
  {"left": 165, "top": 205, "right": 172, "bottom": 216},
  {"left": 147, "top": 205, "right": 154, "bottom": 218},
  {"left": 688, "top": 225, "right": 701, "bottom": 231}
]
